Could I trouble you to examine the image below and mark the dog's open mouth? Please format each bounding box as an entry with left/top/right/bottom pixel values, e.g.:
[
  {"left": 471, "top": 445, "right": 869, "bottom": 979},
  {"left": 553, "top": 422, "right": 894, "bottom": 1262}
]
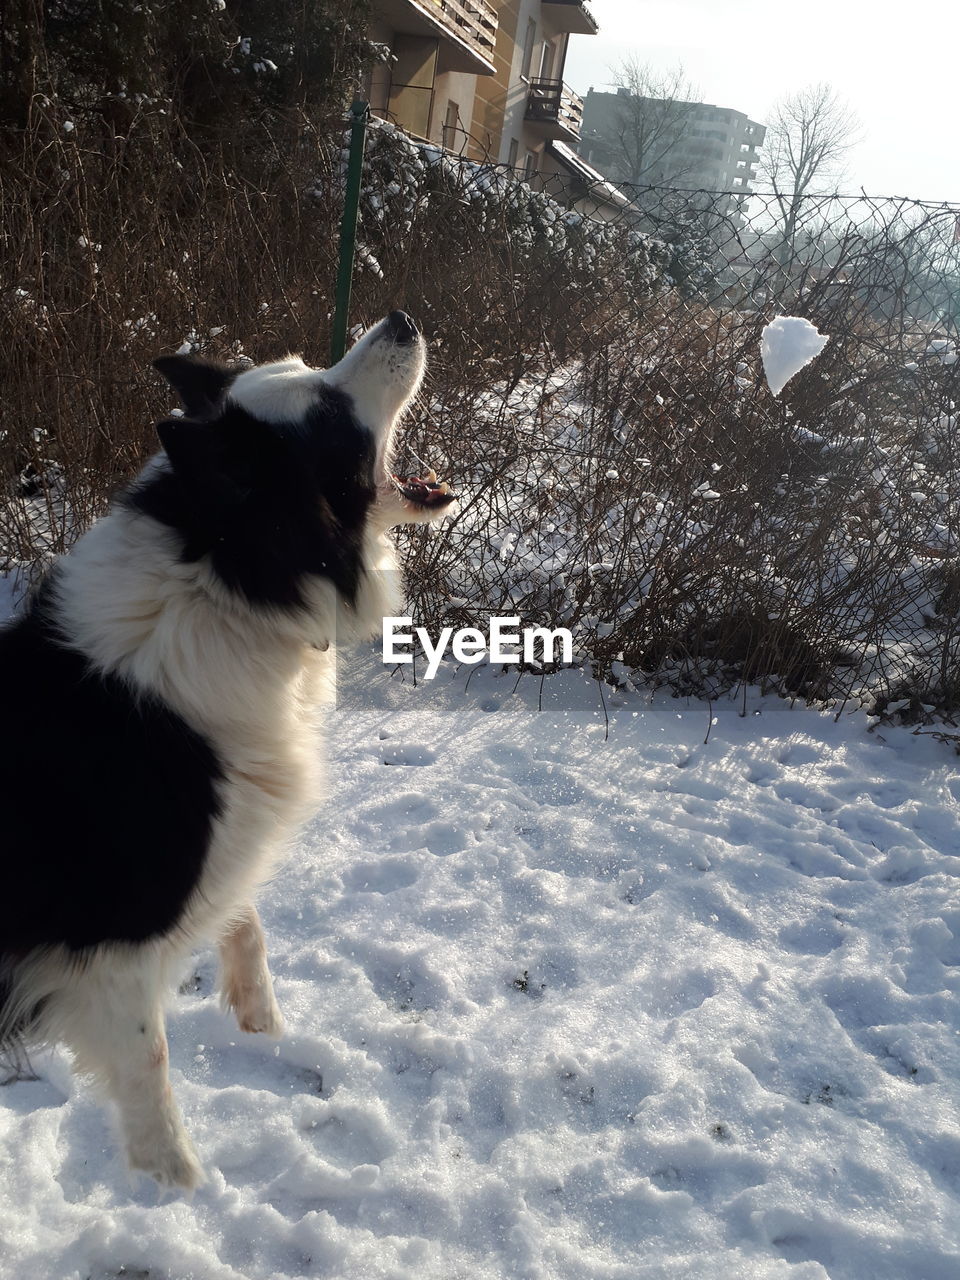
[{"left": 393, "top": 470, "right": 456, "bottom": 509}]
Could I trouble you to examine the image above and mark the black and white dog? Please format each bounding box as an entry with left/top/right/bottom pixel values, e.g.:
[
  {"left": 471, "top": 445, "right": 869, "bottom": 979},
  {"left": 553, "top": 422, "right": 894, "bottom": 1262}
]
[{"left": 0, "top": 311, "right": 452, "bottom": 1189}]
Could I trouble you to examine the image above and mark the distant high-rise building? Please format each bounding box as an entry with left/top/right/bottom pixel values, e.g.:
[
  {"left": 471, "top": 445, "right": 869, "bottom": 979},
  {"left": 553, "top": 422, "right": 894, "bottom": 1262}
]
[{"left": 579, "top": 89, "right": 766, "bottom": 194}]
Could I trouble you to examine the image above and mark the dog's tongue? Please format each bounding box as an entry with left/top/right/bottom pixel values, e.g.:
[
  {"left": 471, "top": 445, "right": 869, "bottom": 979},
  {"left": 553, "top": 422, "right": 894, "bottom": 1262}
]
[{"left": 394, "top": 472, "right": 455, "bottom": 507}]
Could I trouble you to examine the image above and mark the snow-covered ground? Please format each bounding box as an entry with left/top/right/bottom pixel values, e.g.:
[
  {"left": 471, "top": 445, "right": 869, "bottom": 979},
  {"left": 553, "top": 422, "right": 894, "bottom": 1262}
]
[{"left": 3, "top": 645, "right": 960, "bottom": 1279}]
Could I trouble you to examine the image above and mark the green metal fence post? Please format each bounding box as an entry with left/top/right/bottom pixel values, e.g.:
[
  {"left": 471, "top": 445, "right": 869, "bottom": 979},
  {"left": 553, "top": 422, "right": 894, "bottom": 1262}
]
[{"left": 330, "top": 100, "right": 369, "bottom": 365}]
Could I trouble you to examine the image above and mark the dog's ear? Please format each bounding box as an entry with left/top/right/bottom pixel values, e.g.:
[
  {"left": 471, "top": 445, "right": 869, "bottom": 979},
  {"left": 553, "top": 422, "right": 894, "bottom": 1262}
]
[
  {"left": 156, "top": 417, "right": 222, "bottom": 485},
  {"left": 153, "top": 355, "right": 234, "bottom": 415},
  {"left": 156, "top": 414, "right": 280, "bottom": 506}
]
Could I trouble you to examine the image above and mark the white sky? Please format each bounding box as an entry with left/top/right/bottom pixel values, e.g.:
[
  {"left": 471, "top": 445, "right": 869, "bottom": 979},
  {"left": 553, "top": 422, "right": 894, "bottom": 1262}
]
[{"left": 563, "top": 0, "right": 960, "bottom": 203}]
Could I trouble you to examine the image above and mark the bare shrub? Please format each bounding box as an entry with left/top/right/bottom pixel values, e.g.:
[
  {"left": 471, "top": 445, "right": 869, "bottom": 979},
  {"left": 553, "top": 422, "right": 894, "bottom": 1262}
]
[
  {"left": 3, "top": 59, "right": 960, "bottom": 716},
  {"left": 378, "top": 180, "right": 960, "bottom": 713}
]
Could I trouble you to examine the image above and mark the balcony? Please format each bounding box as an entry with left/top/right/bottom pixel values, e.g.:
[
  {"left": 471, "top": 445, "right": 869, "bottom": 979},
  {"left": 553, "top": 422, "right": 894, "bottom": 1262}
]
[
  {"left": 525, "top": 79, "right": 585, "bottom": 144},
  {"left": 372, "top": 0, "right": 498, "bottom": 74},
  {"left": 541, "top": 1, "right": 600, "bottom": 35}
]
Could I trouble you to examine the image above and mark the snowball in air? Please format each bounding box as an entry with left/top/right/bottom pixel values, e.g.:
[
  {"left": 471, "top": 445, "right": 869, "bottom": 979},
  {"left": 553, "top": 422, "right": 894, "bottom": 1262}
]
[{"left": 761, "top": 316, "right": 830, "bottom": 397}]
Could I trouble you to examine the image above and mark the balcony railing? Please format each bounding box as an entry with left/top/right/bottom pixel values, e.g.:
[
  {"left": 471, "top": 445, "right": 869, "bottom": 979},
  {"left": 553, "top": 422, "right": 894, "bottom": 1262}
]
[
  {"left": 525, "top": 79, "right": 584, "bottom": 142},
  {"left": 374, "top": 0, "right": 498, "bottom": 72},
  {"left": 421, "top": 0, "right": 498, "bottom": 65},
  {"left": 540, "top": 1, "right": 599, "bottom": 35}
]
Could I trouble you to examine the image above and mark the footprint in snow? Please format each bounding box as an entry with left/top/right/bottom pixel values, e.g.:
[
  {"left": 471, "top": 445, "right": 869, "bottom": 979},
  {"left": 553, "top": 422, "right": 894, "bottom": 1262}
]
[
  {"left": 382, "top": 744, "right": 437, "bottom": 767},
  {"left": 870, "top": 846, "right": 933, "bottom": 885},
  {"left": 777, "top": 741, "right": 822, "bottom": 766},
  {"left": 423, "top": 821, "right": 469, "bottom": 856},
  {"left": 778, "top": 916, "right": 846, "bottom": 956},
  {"left": 343, "top": 857, "right": 419, "bottom": 893}
]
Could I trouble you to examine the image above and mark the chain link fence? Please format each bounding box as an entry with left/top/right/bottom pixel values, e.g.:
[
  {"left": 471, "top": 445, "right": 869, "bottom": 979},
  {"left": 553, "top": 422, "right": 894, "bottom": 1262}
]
[
  {"left": 334, "top": 122, "right": 960, "bottom": 718},
  {"left": 3, "top": 110, "right": 960, "bottom": 717}
]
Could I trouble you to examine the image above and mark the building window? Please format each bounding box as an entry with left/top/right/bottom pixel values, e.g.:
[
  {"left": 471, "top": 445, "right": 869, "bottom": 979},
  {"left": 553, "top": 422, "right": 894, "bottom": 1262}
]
[
  {"left": 524, "top": 149, "right": 539, "bottom": 181},
  {"left": 539, "top": 39, "right": 555, "bottom": 81},
  {"left": 521, "top": 19, "right": 537, "bottom": 80},
  {"left": 507, "top": 137, "right": 520, "bottom": 169}
]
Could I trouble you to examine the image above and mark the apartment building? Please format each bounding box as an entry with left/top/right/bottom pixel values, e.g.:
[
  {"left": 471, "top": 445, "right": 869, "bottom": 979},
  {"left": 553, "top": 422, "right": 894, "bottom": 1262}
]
[
  {"left": 364, "top": 0, "right": 600, "bottom": 177},
  {"left": 365, "top": 1, "right": 498, "bottom": 158},
  {"left": 580, "top": 89, "right": 766, "bottom": 194}
]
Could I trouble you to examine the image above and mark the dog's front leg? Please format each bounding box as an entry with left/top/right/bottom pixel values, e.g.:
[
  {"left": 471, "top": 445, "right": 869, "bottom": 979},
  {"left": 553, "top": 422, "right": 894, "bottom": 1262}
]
[
  {"left": 218, "top": 903, "right": 284, "bottom": 1036},
  {"left": 65, "top": 965, "right": 204, "bottom": 1190}
]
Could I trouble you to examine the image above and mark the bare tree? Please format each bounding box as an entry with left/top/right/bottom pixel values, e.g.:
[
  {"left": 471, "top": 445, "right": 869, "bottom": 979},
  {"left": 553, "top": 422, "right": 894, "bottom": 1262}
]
[
  {"left": 596, "top": 60, "right": 702, "bottom": 189},
  {"left": 761, "top": 82, "right": 861, "bottom": 253}
]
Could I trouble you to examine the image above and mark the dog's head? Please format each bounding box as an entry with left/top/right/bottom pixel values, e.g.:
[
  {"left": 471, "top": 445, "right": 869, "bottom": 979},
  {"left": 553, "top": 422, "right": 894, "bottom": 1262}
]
[{"left": 135, "top": 312, "right": 452, "bottom": 623}]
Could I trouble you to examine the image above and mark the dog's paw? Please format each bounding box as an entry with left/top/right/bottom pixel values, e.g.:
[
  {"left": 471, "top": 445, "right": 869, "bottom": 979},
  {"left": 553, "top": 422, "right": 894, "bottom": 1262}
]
[
  {"left": 237, "top": 999, "right": 285, "bottom": 1037},
  {"left": 128, "top": 1133, "right": 205, "bottom": 1191},
  {"left": 223, "top": 980, "right": 285, "bottom": 1037}
]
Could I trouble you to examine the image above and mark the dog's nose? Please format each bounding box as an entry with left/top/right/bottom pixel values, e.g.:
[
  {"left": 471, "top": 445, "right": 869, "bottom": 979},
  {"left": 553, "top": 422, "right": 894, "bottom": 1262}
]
[{"left": 386, "top": 310, "right": 420, "bottom": 345}]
